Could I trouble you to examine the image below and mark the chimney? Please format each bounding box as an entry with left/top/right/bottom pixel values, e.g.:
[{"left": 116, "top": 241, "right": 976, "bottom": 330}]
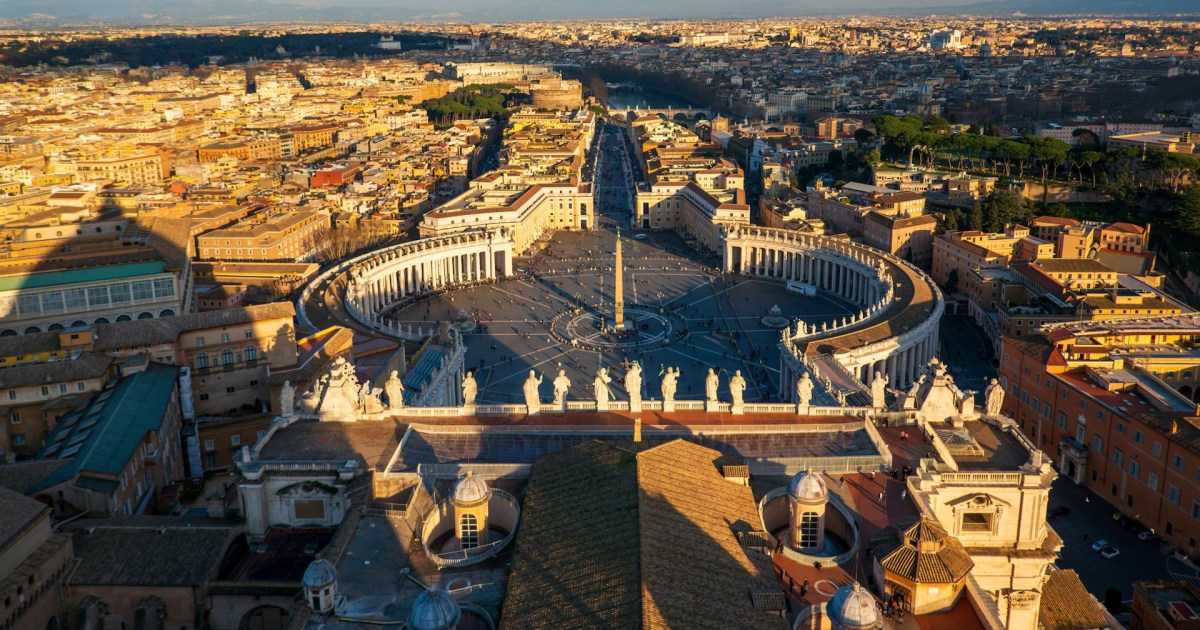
[{"left": 633, "top": 417, "right": 642, "bottom": 443}]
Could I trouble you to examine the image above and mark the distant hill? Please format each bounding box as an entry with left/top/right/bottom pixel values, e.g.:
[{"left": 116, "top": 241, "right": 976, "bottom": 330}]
[{"left": 0, "top": 0, "right": 1195, "bottom": 23}]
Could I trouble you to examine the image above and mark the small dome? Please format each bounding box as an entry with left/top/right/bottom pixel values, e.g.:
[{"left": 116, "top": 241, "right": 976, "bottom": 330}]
[
  {"left": 407, "top": 587, "right": 461, "bottom": 630},
  {"left": 452, "top": 471, "right": 490, "bottom": 504},
  {"left": 827, "top": 583, "right": 880, "bottom": 630},
  {"left": 302, "top": 557, "right": 337, "bottom": 588},
  {"left": 787, "top": 469, "right": 827, "bottom": 502}
]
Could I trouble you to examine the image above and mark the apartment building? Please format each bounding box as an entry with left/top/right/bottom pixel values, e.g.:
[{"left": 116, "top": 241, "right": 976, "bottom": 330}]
[
  {"left": 30, "top": 363, "right": 185, "bottom": 516},
  {"left": 196, "top": 209, "right": 329, "bottom": 262},
  {"left": 74, "top": 152, "right": 170, "bottom": 186},
  {"left": 0, "top": 216, "right": 193, "bottom": 336},
  {"left": 1000, "top": 318, "right": 1200, "bottom": 554}
]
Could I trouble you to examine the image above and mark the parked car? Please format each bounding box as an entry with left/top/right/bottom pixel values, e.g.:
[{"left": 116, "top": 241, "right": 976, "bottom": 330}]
[
  {"left": 1091, "top": 539, "right": 1110, "bottom": 552},
  {"left": 1138, "top": 530, "right": 1161, "bottom": 543},
  {"left": 1099, "top": 546, "right": 1121, "bottom": 560},
  {"left": 634, "top": 233, "right": 648, "bottom": 240}
]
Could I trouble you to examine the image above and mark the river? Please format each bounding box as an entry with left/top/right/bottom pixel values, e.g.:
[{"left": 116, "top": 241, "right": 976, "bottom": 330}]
[{"left": 604, "top": 86, "right": 696, "bottom": 111}]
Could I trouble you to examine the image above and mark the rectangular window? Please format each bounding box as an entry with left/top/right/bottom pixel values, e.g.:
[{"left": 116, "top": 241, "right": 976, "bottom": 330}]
[
  {"left": 1056, "top": 411, "right": 1066, "bottom": 428},
  {"left": 1169, "top": 485, "right": 1181, "bottom": 505},
  {"left": 10, "top": 413, "right": 21, "bottom": 424},
  {"left": 130, "top": 281, "right": 154, "bottom": 301},
  {"left": 153, "top": 278, "right": 175, "bottom": 298},
  {"left": 1154, "top": 442, "right": 1163, "bottom": 457},
  {"left": 1117, "top": 422, "right": 1126, "bottom": 434},
  {"left": 87, "top": 286, "right": 109, "bottom": 306},
  {"left": 1193, "top": 502, "right": 1200, "bottom": 520},
  {"left": 961, "top": 512, "right": 993, "bottom": 532},
  {"left": 77, "top": 382, "right": 85, "bottom": 391},
  {"left": 221, "top": 333, "right": 230, "bottom": 343},
  {"left": 17, "top": 294, "right": 40, "bottom": 314},
  {"left": 1176, "top": 455, "right": 1186, "bottom": 470},
  {"left": 204, "top": 439, "right": 215, "bottom": 451},
  {"left": 1113, "top": 449, "right": 1124, "bottom": 466},
  {"left": 64, "top": 288, "right": 87, "bottom": 310},
  {"left": 230, "top": 435, "right": 241, "bottom": 446},
  {"left": 244, "top": 329, "right": 253, "bottom": 339},
  {"left": 1079, "top": 399, "right": 1088, "bottom": 410},
  {"left": 59, "top": 383, "right": 68, "bottom": 394},
  {"left": 226, "top": 386, "right": 235, "bottom": 394},
  {"left": 293, "top": 499, "right": 326, "bottom": 520},
  {"left": 40, "top": 386, "right": 49, "bottom": 396},
  {"left": 1134, "top": 430, "right": 1144, "bottom": 444},
  {"left": 41, "top": 291, "right": 64, "bottom": 312},
  {"left": 1092, "top": 436, "right": 1103, "bottom": 454},
  {"left": 1148, "top": 471, "right": 1159, "bottom": 492},
  {"left": 1130, "top": 460, "right": 1140, "bottom": 478},
  {"left": 110, "top": 283, "right": 132, "bottom": 304},
  {"left": 7, "top": 390, "right": 15, "bottom": 400}
]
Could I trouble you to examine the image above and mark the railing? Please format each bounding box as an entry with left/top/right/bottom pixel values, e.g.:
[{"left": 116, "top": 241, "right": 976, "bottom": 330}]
[
  {"left": 919, "top": 420, "right": 960, "bottom": 472},
  {"left": 419, "top": 489, "right": 521, "bottom": 569},
  {"left": 417, "top": 463, "right": 531, "bottom": 479},
  {"left": 938, "top": 472, "right": 1024, "bottom": 485},
  {"left": 758, "top": 488, "right": 862, "bottom": 567},
  {"left": 963, "top": 572, "right": 1008, "bottom": 630}
]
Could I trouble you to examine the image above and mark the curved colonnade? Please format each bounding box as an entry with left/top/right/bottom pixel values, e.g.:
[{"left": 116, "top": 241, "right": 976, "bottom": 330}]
[
  {"left": 341, "top": 228, "right": 516, "bottom": 337},
  {"left": 323, "top": 223, "right": 941, "bottom": 400},
  {"left": 723, "top": 227, "right": 943, "bottom": 393}
]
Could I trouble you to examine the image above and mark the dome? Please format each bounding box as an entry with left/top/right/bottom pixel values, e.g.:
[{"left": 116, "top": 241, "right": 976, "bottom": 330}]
[
  {"left": 302, "top": 557, "right": 337, "bottom": 588},
  {"left": 826, "top": 583, "right": 880, "bottom": 630},
  {"left": 407, "top": 587, "right": 461, "bottom": 630},
  {"left": 452, "top": 471, "right": 490, "bottom": 504},
  {"left": 787, "top": 469, "right": 827, "bottom": 502}
]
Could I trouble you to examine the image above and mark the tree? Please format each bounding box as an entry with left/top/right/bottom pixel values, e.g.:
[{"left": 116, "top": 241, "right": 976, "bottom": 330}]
[
  {"left": 946, "top": 268, "right": 960, "bottom": 294},
  {"left": 1176, "top": 185, "right": 1200, "bottom": 238},
  {"left": 1071, "top": 127, "right": 1101, "bottom": 149},
  {"left": 980, "top": 187, "right": 1030, "bottom": 232},
  {"left": 969, "top": 205, "right": 984, "bottom": 231},
  {"left": 863, "top": 148, "right": 882, "bottom": 170}
]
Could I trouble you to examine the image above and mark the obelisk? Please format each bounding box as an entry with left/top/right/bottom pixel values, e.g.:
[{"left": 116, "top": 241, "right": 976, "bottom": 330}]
[{"left": 614, "top": 228, "right": 625, "bottom": 329}]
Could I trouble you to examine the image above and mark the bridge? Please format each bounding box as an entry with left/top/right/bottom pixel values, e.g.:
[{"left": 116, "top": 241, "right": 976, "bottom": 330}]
[{"left": 606, "top": 105, "right": 713, "bottom": 120}]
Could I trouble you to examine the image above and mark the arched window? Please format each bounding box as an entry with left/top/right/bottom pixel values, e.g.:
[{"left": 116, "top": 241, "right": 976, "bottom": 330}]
[
  {"left": 0, "top": 329, "right": 16, "bottom": 337},
  {"left": 48, "top": 323, "right": 64, "bottom": 331},
  {"left": 93, "top": 317, "right": 109, "bottom": 325},
  {"left": 197, "top": 353, "right": 209, "bottom": 369},
  {"left": 799, "top": 512, "right": 821, "bottom": 547},
  {"left": 460, "top": 513, "right": 479, "bottom": 549},
  {"left": 24, "top": 326, "right": 41, "bottom": 334},
  {"left": 116, "top": 315, "right": 132, "bottom": 322},
  {"left": 137, "top": 312, "right": 153, "bottom": 320},
  {"left": 222, "top": 349, "right": 234, "bottom": 365},
  {"left": 159, "top": 309, "right": 175, "bottom": 317},
  {"left": 245, "top": 346, "right": 258, "bottom": 362}
]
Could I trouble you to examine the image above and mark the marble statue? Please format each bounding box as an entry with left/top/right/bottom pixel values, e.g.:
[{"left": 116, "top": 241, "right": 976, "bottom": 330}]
[
  {"left": 626, "top": 362, "right": 643, "bottom": 407},
  {"left": 385, "top": 370, "right": 405, "bottom": 409},
  {"left": 705, "top": 368, "right": 719, "bottom": 402},
  {"left": 523, "top": 370, "right": 543, "bottom": 413},
  {"left": 462, "top": 371, "right": 477, "bottom": 406},
  {"left": 359, "top": 382, "right": 385, "bottom": 415},
  {"left": 871, "top": 371, "right": 889, "bottom": 409},
  {"left": 661, "top": 367, "right": 679, "bottom": 402},
  {"left": 796, "top": 373, "right": 814, "bottom": 407},
  {"left": 729, "top": 370, "right": 747, "bottom": 407},
  {"left": 985, "top": 378, "right": 1005, "bottom": 417},
  {"left": 552, "top": 369, "right": 571, "bottom": 406},
  {"left": 279, "top": 380, "right": 295, "bottom": 418},
  {"left": 318, "top": 357, "right": 365, "bottom": 422},
  {"left": 594, "top": 368, "right": 612, "bottom": 407}
]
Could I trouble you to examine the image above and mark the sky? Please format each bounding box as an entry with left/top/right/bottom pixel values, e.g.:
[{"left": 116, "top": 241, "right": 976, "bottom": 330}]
[{"left": 0, "top": 0, "right": 1194, "bottom": 22}]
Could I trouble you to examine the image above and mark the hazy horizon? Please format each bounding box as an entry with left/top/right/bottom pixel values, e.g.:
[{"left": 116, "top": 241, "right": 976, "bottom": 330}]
[{"left": 1, "top": 0, "right": 1197, "bottom": 24}]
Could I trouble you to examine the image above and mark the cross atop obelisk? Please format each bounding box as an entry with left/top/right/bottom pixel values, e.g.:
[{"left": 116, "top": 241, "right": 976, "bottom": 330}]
[{"left": 614, "top": 228, "right": 625, "bottom": 328}]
